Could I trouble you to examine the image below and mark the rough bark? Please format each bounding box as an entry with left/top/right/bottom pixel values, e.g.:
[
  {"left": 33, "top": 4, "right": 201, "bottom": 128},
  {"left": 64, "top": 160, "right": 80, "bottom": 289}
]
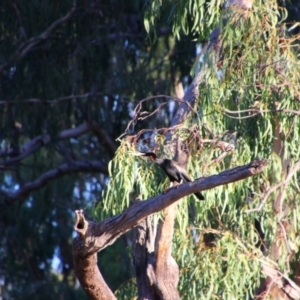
[
  {"left": 134, "top": 216, "right": 158, "bottom": 300},
  {"left": 133, "top": 143, "right": 195, "bottom": 300},
  {"left": 73, "top": 228, "right": 116, "bottom": 300},
  {"left": 258, "top": 263, "right": 300, "bottom": 300},
  {"left": 151, "top": 203, "right": 180, "bottom": 300}
]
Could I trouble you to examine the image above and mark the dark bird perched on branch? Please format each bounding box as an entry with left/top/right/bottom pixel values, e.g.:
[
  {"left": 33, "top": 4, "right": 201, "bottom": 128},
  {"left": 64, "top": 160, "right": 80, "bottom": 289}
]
[{"left": 140, "top": 152, "right": 204, "bottom": 200}]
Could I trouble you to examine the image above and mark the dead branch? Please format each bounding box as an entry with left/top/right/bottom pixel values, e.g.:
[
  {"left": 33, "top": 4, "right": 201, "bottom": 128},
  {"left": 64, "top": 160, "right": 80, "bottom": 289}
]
[
  {"left": 0, "top": 122, "right": 92, "bottom": 165},
  {"left": 0, "top": 160, "right": 108, "bottom": 205},
  {"left": 119, "top": 95, "right": 198, "bottom": 140},
  {"left": 261, "top": 263, "right": 300, "bottom": 300},
  {"left": 0, "top": 92, "right": 104, "bottom": 105},
  {"left": 73, "top": 212, "right": 116, "bottom": 300},
  {"left": 0, "top": 3, "right": 77, "bottom": 73}
]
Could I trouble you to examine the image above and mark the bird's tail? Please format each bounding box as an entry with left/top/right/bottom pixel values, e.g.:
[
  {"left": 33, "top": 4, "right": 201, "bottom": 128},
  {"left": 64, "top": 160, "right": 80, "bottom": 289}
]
[{"left": 194, "top": 192, "right": 205, "bottom": 201}]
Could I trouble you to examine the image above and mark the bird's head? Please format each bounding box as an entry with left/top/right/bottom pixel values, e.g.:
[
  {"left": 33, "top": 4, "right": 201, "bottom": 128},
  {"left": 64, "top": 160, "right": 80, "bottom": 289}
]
[{"left": 138, "top": 152, "right": 157, "bottom": 161}]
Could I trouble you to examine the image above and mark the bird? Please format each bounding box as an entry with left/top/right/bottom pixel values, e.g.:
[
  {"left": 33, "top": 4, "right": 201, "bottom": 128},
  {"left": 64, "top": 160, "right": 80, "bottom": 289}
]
[{"left": 139, "top": 152, "right": 204, "bottom": 200}]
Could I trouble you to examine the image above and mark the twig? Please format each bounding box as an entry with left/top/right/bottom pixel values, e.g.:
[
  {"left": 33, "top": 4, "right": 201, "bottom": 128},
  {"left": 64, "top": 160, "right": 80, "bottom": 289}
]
[
  {"left": 0, "top": 92, "right": 103, "bottom": 105},
  {"left": 200, "top": 138, "right": 235, "bottom": 165},
  {"left": 274, "top": 160, "right": 300, "bottom": 214},
  {"left": 223, "top": 107, "right": 300, "bottom": 120},
  {"left": 119, "top": 95, "right": 199, "bottom": 139},
  {"left": 245, "top": 159, "right": 300, "bottom": 213},
  {"left": 118, "top": 124, "right": 196, "bottom": 143}
]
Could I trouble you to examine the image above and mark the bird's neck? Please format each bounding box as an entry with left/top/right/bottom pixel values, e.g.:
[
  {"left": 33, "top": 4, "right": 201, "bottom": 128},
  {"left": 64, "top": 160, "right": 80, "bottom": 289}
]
[{"left": 153, "top": 157, "right": 167, "bottom": 165}]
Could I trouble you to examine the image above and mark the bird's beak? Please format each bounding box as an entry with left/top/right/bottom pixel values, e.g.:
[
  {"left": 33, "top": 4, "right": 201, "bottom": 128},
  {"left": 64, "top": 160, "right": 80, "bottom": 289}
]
[
  {"left": 129, "top": 151, "right": 146, "bottom": 157},
  {"left": 137, "top": 152, "right": 147, "bottom": 156}
]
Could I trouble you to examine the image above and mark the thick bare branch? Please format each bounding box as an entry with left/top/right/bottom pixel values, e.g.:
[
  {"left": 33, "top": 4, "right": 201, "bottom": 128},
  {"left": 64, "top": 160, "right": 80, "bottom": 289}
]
[
  {"left": 152, "top": 203, "right": 180, "bottom": 300},
  {"left": 1, "top": 160, "right": 108, "bottom": 205},
  {"left": 1, "top": 122, "right": 96, "bottom": 166},
  {"left": 0, "top": 135, "right": 51, "bottom": 166},
  {"left": 170, "top": 71, "right": 205, "bottom": 128},
  {"left": 73, "top": 211, "right": 116, "bottom": 300},
  {"left": 59, "top": 122, "right": 93, "bottom": 139},
  {"left": 169, "top": 28, "right": 221, "bottom": 129},
  {"left": 134, "top": 215, "right": 158, "bottom": 300},
  {"left": 261, "top": 263, "right": 300, "bottom": 300},
  {"left": 73, "top": 159, "right": 267, "bottom": 257}
]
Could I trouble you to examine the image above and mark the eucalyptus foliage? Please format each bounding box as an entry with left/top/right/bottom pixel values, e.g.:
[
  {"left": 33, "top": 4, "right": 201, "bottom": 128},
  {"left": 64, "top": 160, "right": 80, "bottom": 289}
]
[{"left": 103, "top": 0, "right": 300, "bottom": 298}]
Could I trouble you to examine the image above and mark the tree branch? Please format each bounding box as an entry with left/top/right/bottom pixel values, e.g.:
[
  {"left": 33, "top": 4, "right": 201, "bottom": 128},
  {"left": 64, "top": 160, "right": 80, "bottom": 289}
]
[
  {"left": 134, "top": 214, "right": 158, "bottom": 300},
  {"left": 0, "top": 135, "right": 51, "bottom": 166},
  {"left": 274, "top": 159, "right": 300, "bottom": 215},
  {"left": 152, "top": 203, "right": 180, "bottom": 300},
  {"left": 0, "top": 160, "right": 108, "bottom": 205},
  {"left": 73, "top": 159, "right": 267, "bottom": 256},
  {"left": 260, "top": 263, "right": 300, "bottom": 300},
  {"left": 119, "top": 95, "right": 197, "bottom": 140},
  {"left": 59, "top": 122, "right": 92, "bottom": 139},
  {"left": 223, "top": 108, "right": 300, "bottom": 120},
  {"left": 91, "top": 123, "right": 117, "bottom": 159},
  {"left": 0, "top": 92, "right": 104, "bottom": 105},
  {"left": 169, "top": 28, "right": 221, "bottom": 129},
  {"left": 73, "top": 228, "right": 116, "bottom": 300},
  {"left": 1, "top": 122, "right": 94, "bottom": 166},
  {"left": 0, "top": 3, "right": 76, "bottom": 73},
  {"left": 223, "top": 107, "right": 300, "bottom": 116}
]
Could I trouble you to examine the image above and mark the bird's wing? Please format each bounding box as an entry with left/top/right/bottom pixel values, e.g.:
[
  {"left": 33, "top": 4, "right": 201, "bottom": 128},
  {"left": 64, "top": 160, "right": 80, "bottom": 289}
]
[{"left": 174, "top": 164, "right": 192, "bottom": 182}]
